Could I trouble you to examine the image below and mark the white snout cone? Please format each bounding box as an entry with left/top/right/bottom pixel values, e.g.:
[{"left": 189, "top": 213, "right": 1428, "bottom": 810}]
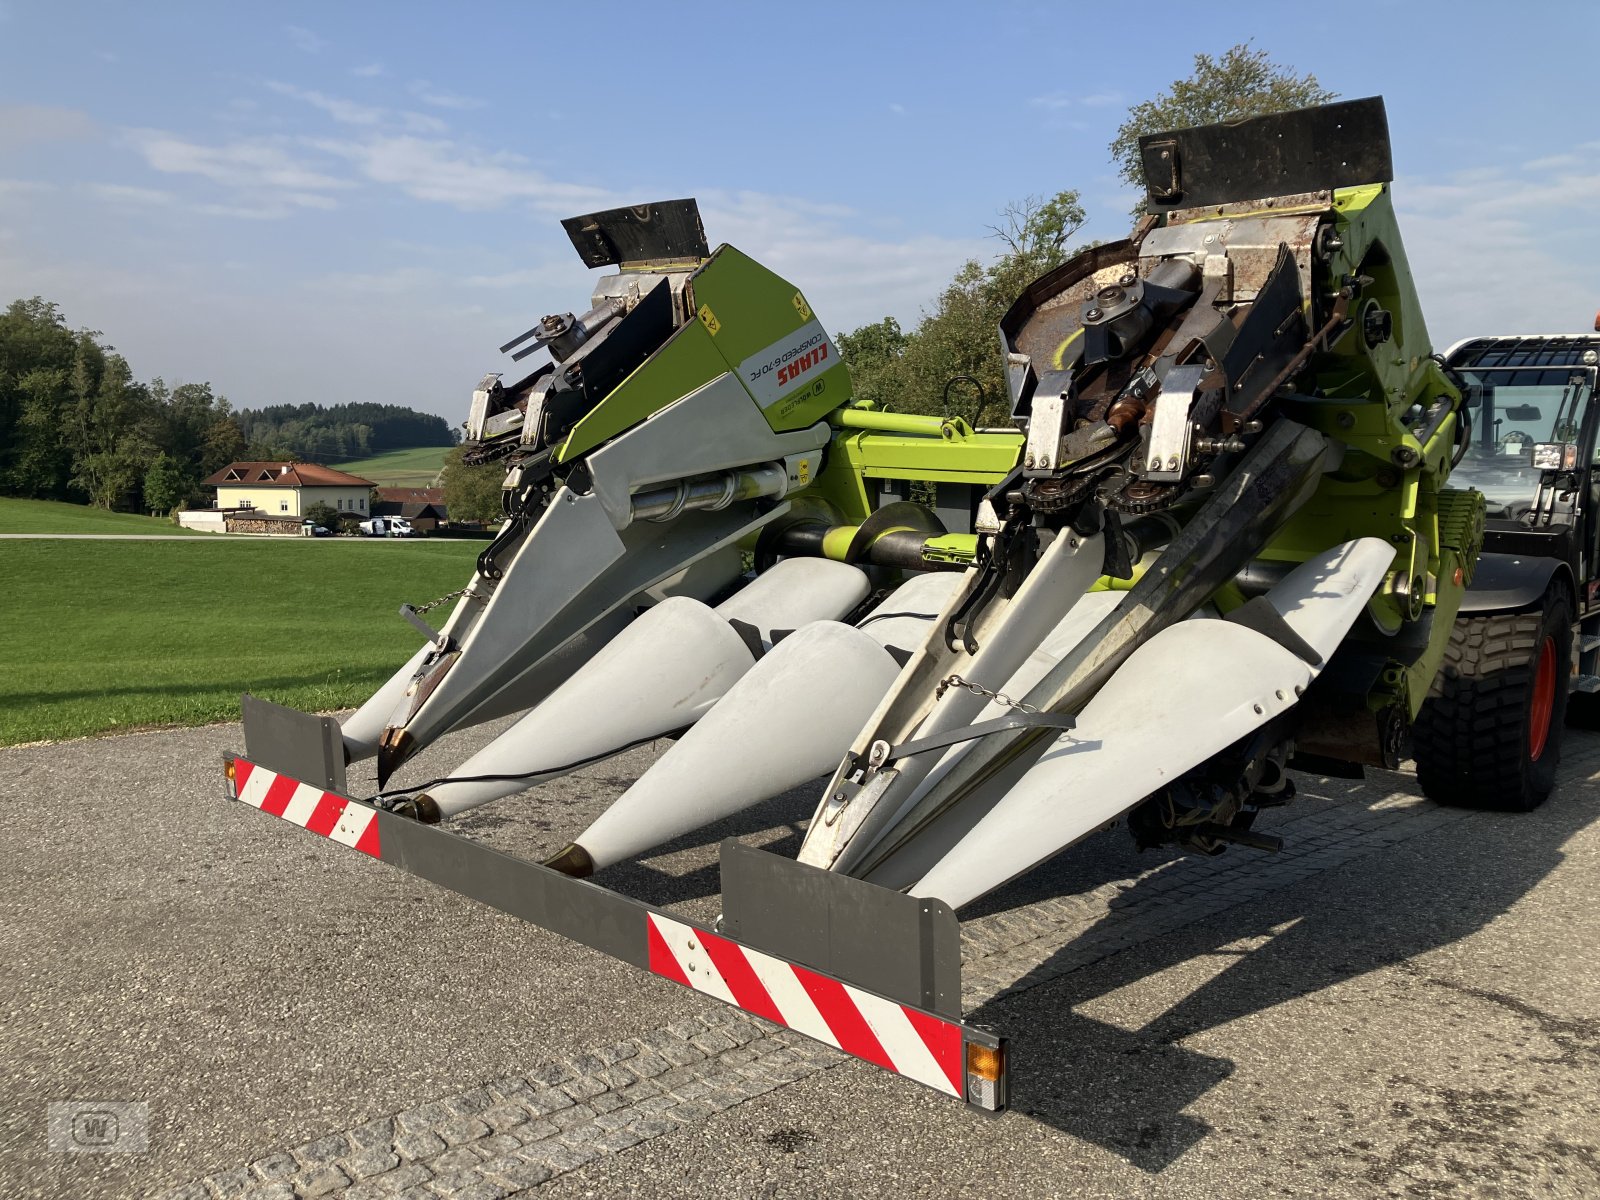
[
  {"left": 908, "top": 538, "right": 1396, "bottom": 909},
  {"left": 420, "top": 558, "right": 869, "bottom": 817},
  {"left": 572, "top": 620, "right": 905, "bottom": 870}
]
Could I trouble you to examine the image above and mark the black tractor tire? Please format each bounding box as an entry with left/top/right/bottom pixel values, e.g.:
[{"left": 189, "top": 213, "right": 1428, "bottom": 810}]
[{"left": 1412, "top": 588, "right": 1572, "bottom": 812}]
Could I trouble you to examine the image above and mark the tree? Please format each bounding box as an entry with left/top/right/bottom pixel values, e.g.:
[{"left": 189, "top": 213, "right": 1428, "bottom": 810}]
[
  {"left": 838, "top": 191, "right": 1087, "bottom": 426},
  {"left": 440, "top": 445, "right": 504, "bottom": 524},
  {"left": 1109, "top": 43, "right": 1336, "bottom": 205},
  {"left": 142, "top": 454, "right": 191, "bottom": 515}
]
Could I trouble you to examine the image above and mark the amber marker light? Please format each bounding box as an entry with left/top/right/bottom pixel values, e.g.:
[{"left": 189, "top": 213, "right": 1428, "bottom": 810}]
[{"left": 965, "top": 1039, "right": 1007, "bottom": 1110}]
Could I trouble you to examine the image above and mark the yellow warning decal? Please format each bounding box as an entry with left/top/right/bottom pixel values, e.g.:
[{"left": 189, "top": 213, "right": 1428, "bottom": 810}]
[
  {"left": 698, "top": 304, "right": 721, "bottom": 336},
  {"left": 792, "top": 293, "right": 812, "bottom": 322},
  {"left": 797, "top": 458, "right": 811, "bottom": 485}
]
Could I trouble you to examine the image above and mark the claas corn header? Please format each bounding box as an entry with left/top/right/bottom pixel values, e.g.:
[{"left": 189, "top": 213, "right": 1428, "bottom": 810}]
[{"left": 226, "top": 99, "right": 1505, "bottom": 1109}]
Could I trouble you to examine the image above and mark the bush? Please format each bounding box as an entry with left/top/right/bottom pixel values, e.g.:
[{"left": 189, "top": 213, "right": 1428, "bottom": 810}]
[{"left": 303, "top": 501, "right": 340, "bottom": 530}]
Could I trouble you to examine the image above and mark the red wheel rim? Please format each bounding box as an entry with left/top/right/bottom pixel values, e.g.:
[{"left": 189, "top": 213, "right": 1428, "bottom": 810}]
[{"left": 1529, "top": 636, "right": 1557, "bottom": 760}]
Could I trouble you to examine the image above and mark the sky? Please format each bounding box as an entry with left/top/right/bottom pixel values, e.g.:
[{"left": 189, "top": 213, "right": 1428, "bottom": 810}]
[{"left": 2, "top": 0, "right": 1598, "bottom": 428}]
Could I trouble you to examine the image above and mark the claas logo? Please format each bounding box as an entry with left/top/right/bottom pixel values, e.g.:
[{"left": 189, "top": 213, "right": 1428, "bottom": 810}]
[{"left": 778, "top": 342, "right": 828, "bottom": 387}]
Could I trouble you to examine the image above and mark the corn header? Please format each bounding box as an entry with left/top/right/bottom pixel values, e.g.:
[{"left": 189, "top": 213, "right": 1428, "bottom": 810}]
[{"left": 228, "top": 98, "right": 1579, "bottom": 1110}]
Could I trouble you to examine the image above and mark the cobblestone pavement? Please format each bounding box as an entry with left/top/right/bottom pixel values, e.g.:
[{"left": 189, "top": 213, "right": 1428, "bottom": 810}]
[{"left": 6, "top": 718, "right": 1599, "bottom": 1199}]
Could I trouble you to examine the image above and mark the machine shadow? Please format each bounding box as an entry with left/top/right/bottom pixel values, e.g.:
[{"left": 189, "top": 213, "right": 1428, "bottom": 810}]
[{"left": 971, "top": 782, "right": 1598, "bottom": 1171}]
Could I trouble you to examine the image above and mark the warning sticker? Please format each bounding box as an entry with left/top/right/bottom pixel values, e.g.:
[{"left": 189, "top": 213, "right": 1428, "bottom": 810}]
[
  {"left": 698, "top": 304, "right": 721, "bottom": 336},
  {"left": 792, "top": 292, "right": 812, "bottom": 321},
  {"left": 739, "top": 319, "right": 834, "bottom": 410}
]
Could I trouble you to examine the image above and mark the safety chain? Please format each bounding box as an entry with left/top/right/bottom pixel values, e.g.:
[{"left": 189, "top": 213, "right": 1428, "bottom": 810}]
[
  {"left": 935, "top": 673, "right": 1038, "bottom": 713},
  {"left": 412, "top": 587, "right": 479, "bottom": 615}
]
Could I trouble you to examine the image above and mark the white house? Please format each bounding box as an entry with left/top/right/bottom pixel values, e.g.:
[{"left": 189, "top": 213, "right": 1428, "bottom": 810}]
[{"left": 201, "top": 461, "right": 376, "bottom": 518}]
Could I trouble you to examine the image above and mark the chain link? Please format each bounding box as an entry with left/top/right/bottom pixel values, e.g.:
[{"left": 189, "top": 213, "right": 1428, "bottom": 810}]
[
  {"left": 412, "top": 587, "right": 477, "bottom": 615},
  {"left": 935, "top": 673, "right": 1038, "bottom": 713}
]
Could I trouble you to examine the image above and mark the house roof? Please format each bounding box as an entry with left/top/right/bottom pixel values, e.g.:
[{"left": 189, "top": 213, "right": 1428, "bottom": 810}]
[
  {"left": 374, "top": 487, "right": 445, "bottom": 504},
  {"left": 202, "top": 461, "right": 375, "bottom": 488}
]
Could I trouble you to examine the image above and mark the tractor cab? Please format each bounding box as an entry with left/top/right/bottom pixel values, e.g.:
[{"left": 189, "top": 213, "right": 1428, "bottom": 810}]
[{"left": 1445, "top": 335, "right": 1600, "bottom": 577}]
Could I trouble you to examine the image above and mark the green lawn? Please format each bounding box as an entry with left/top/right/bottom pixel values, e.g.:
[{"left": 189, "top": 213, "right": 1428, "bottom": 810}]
[
  {"left": 341, "top": 445, "right": 450, "bottom": 487},
  {"left": 0, "top": 538, "right": 481, "bottom": 745},
  {"left": 0, "top": 496, "right": 214, "bottom": 535}
]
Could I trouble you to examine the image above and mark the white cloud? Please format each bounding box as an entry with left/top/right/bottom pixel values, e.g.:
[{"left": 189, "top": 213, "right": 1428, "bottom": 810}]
[
  {"left": 308, "top": 133, "right": 606, "bottom": 211},
  {"left": 128, "top": 130, "right": 350, "bottom": 194},
  {"left": 85, "top": 183, "right": 175, "bottom": 206},
  {"left": 694, "top": 190, "right": 988, "bottom": 331},
  {"left": 399, "top": 111, "right": 449, "bottom": 135},
  {"left": 1028, "top": 90, "right": 1121, "bottom": 115},
  {"left": 408, "top": 81, "right": 485, "bottom": 111},
  {"left": 309, "top": 266, "right": 441, "bottom": 295},
  {"left": 1398, "top": 148, "right": 1600, "bottom": 344},
  {"left": 266, "top": 81, "right": 384, "bottom": 127},
  {"left": 0, "top": 104, "right": 97, "bottom": 149},
  {"left": 889, "top": 103, "right": 907, "bottom": 116},
  {"left": 0, "top": 178, "right": 55, "bottom": 198},
  {"left": 351, "top": 63, "right": 385, "bottom": 78},
  {"left": 285, "top": 24, "right": 326, "bottom": 54}
]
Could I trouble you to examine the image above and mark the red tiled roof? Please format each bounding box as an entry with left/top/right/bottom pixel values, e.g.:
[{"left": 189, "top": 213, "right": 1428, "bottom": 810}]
[
  {"left": 202, "top": 461, "right": 375, "bottom": 488},
  {"left": 374, "top": 487, "right": 445, "bottom": 504}
]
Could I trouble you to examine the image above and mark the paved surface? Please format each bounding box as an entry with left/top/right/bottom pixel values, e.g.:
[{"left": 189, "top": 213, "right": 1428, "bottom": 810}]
[{"left": 3, "top": 713, "right": 1598, "bottom": 1199}]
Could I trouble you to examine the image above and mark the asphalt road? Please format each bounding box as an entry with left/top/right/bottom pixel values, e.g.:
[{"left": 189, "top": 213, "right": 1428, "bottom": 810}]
[{"left": 3, "top": 713, "right": 1598, "bottom": 1199}]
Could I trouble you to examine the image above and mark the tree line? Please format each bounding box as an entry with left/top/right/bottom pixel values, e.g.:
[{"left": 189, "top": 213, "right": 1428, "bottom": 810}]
[
  {"left": 0, "top": 298, "right": 457, "bottom": 513},
  {"left": 234, "top": 402, "right": 455, "bottom": 467}
]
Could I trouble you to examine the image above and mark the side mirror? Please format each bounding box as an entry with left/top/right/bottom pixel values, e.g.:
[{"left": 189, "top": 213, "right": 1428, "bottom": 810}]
[{"left": 1533, "top": 442, "right": 1579, "bottom": 472}]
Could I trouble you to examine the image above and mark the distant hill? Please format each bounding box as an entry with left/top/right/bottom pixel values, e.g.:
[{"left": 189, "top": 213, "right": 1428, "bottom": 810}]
[
  {"left": 340, "top": 446, "right": 449, "bottom": 487},
  {"left": 235, "top": 402, "right": 456, "bottom": 464},
  {"left": 0, "top": 497, "right": 214, "bottom": 535}
]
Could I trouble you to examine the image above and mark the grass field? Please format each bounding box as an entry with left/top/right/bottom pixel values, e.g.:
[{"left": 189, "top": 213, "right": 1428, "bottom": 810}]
[
  {"left": 0, "top": 497, "right": 214, "bottom": 535},
  {"left": 0, "top": 538, "right": 481, "bottom": 745},
  {"left": 341, "top": 445, "right": 450, "bottom": 487}
]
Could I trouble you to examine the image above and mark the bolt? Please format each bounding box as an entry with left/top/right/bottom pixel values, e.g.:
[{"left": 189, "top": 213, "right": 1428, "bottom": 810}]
[
  {"left": 1253, "top": 704, "right": 1263, "bottom": 714},
  {"left": 1166, "top": 456, "right": 1179, "bottom": 471},
  {"left": 1025, "top": 453, "right": 1035, "bottom": 468},
  {"left": 1150, "top": 457, "right": 1162, "bottom": 470},
  {"left": 1039, "top": 455, "right": 1050, "bottom": 467},
  {"left": 1204, "top": 234, "right": 1216, "bottom": 244},
  {"left": 1119, "top": 273, "right": 1137, "bottom": 287},
  {"left": 1086, "top": 308, "right": 1103, "bottom": 321}
]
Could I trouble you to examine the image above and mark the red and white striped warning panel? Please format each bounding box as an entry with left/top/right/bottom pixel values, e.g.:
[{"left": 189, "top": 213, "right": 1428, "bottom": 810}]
[
  {"left": 646, "top": 912, "right": 963, "bottom": 1097},
  {"left": 229, "top": 758, "right": 380, "bottom": 857}
]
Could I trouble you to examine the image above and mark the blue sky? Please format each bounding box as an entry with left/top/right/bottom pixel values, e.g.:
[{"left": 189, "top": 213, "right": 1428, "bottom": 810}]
[{"left": 2, "top": 1, "right": 1597, "bottom": 424}]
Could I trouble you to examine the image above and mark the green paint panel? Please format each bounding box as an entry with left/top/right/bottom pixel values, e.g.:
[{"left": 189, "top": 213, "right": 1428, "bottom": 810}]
[
  {"left": 554, "top": 318, "right": 729, "bottom": 462},
  {"left": 691, "top": 246, "right": 854, "bottom": 431}
]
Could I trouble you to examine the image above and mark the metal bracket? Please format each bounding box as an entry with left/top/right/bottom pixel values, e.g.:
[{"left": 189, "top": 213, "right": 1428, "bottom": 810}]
[
  {"left": 399, "top": 604, "right": 450, "bottom": 649},
  {"left": 882, "top": 711, "right": 1078, "bottom": 763}
]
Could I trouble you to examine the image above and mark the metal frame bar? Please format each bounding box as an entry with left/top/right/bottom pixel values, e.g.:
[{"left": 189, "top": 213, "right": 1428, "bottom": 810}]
[{"left": 222, "top": 745, "right": 1006, "bottom": 1110}]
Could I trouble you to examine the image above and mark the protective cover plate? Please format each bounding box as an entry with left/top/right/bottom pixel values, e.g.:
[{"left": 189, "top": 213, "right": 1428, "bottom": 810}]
[
  {"left": 562, "top": 199, "right": 709, "bottom": 267},
  {"left": 720, "top": 841, "right": 961, "bottom": 1017},
  {"left": 1139, "top": 97, "right": 1392, "bottom": 213}
]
